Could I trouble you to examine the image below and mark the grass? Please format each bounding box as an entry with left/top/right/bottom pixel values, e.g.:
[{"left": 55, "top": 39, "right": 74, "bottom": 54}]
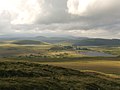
[
  {"left": 0, "top": 61, "right": 119, "bottom": 90},
  {"left": 0, "top": 44, "right": 120, "bottom": 58},
  {"left": 1, "top": 56, "right": 120, "bottom": 75},
  {"left": 40, "top": 60, "right": 120, "bottom": 75},
  {"left": 0, "top": 44, "right": 120, "bottom": 89}
]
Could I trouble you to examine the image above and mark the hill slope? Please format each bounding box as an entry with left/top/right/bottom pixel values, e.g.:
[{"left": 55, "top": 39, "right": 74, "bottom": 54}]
[
  {"left": 12, "top": 40, "right": 46, "bottom": 45},
  {"left": 0, "top": 61, "right": 120, "bottom": 90},
  {"left": 73, "top": 38, "right": 120, "bottom": 46}
]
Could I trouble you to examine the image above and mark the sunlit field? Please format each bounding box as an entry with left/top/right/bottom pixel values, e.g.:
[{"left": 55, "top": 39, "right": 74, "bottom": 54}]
[
  {"left": 0, "top": 43, "right": 120, "bottom": 89},
  {"left": 40, "top": 60, "right": 120, "bottom": 75},
  {"left": 0, "top": 0, "right": 120, "bottom": 89},
  {"left": 0, "top": 44, "right": 120, "bottom": 75}
]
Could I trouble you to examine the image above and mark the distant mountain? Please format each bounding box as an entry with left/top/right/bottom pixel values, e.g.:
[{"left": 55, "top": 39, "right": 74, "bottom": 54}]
[
  {"left": 34, "top": 36, "right": 88, "bottom": 43},
  {"left": 12, "top": 40, "right": 46, "bottom": 45},
  {"left": 0, "top": 35, "right": 87, "bottom": 43},
  {"left": 1, "top": 35, "right": 120, "bottom": 46},
  {"left": 73, "top": 38, "right": 120, "bottom": 46}
]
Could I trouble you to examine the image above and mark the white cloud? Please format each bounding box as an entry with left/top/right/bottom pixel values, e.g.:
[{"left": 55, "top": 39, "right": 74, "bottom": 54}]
[
  {"left": 67, "top": 0, "right": 96, "bottom": 15},
  {"left": 67, "top": 0, "right": 120, "bottom": 16},
  {"left": 0, "top": 0, "right": 120, "bottom": 38},
  {"left": 0, "top": 0, "right": 42, "bottom": 24},
  {"left": 11, "top": 0, "right": 42, "bottom": 24},
  {"left": 0, "top": 11, "right": 12, "bottom": 34}
]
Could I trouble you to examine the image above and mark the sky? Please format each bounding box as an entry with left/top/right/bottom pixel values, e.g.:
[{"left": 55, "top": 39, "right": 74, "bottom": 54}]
[{"left": 0, "top": 0, "right": 120, "bottom": 38}]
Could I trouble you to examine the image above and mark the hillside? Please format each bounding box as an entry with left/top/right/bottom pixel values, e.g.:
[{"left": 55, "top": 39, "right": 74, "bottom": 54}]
[
  {"left": 0, "top": 36, "right": 87, "bottom": 44},
  {"left": 73, "top": 38, "right": 120, "bottom": 46},
  {"left": 1, "top": 36, "right": 120, "bottom": 46},
  {"left": 0, "top": 61, "right": 120, "bottom": 90},
  {"left": 12, "top": 40, "right": 46, "bottom": 45}
]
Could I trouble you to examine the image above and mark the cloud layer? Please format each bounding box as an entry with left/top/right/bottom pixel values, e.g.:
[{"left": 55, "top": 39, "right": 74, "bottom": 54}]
[{"left": 0, "top": 0, "right": 120, "bottom": 38}]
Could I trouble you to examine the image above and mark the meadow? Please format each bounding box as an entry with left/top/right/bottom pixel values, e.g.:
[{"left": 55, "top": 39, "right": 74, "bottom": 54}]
[
  {"left": 0, "top": 61, "right": 120, "bottom": 90},
  {"left": 0, "top": 44, "right": 120, "bottom": 75},
  {"left": 0, "top": 43, "right": 120, "bottom": 89}
]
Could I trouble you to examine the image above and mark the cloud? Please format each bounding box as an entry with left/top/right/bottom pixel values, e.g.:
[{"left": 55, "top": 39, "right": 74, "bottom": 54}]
[
  {"left": 67, "top": 0, "right": 120, "bottom": 27},
  {"left": 0, "top": 0, "right": 120, "bottom": 38},
  {"left": 0, "top": 0, "right": 42, "bottom": 24},
  {"left": 0, "top": 11, "right": 13, "bottom": 34},
  {"left": 35, "top": 0, "right": 120, "bottom": 31},
  {"left": 35, "top": 0, "right": 70, "bottom": 24},
  {"left": 67, "top": 0, "right": 120, "bottom": 15}
]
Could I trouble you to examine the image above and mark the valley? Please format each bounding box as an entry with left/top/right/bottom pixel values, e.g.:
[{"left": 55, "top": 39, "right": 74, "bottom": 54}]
[{"left": 0, "top": 36, "right": 120, "bottom": 90}]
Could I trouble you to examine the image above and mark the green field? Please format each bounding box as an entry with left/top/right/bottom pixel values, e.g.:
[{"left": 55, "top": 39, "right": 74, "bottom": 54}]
[
  {"left": 40, "top": 60, "right": 120, "bottom": 75},
  {"left": 0, "top": 44, "right": 120, "bottom": 89},
  {"left": 0, "top": 44, "right": 120, "bottom": 75}
]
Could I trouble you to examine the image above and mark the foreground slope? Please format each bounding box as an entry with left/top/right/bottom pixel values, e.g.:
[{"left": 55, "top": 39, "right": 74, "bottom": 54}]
[{"left": 0, "top": 61, "right": 120, "bottom": 90}]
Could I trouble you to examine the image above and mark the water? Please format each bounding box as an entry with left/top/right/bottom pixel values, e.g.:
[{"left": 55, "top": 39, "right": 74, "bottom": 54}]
[{"left": 80, "top": 51, "right": 116, "bottom": 57}]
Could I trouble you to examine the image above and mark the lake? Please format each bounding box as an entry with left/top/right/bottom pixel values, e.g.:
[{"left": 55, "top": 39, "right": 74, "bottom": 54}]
[{"left": 80, "top": 51, "right": 116, "bottom": 57}]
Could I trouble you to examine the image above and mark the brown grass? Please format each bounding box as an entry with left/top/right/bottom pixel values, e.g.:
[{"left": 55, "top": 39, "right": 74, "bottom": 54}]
[{"left": 40, "top": 60, "right": 120, "bottom": 75}]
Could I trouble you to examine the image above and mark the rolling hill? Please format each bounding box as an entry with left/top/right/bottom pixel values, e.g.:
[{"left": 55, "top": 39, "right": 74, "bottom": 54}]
[
  {"left": 0, "top": 61, "right": 119, "bottom": 90},
  {"left": 12, "top": 40, "right": 47, "bottom": 45},
  {"left": 73, "top": 38, "right": 120, "bottom": 46},
  {"left": 1, "top": 35, "right": 120, "bottom": 46}
]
